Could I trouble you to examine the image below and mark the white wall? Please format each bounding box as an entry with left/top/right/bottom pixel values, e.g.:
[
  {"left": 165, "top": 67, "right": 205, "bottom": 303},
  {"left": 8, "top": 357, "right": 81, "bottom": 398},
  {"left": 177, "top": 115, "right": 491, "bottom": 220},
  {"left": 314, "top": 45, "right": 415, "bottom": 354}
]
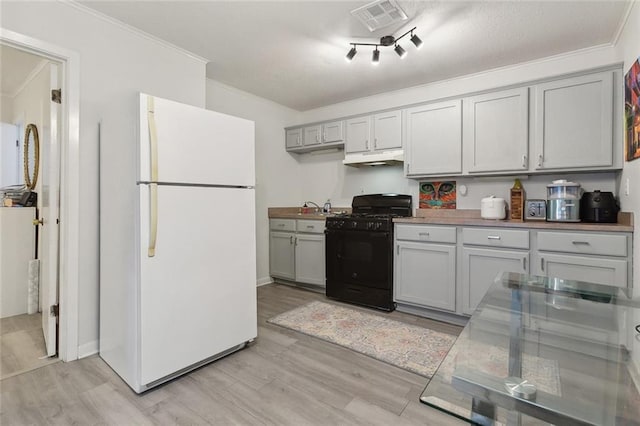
[
  {"left": 1, "top": 95, "right": 14, "bottom": 122},
  {"left": 0, "top": 122, "right": 20, "bottom": 187},
  {"left": 205, "top": 80, "right": 299, "bottom": 284},
  {"left": 613, "top": 1, "right": 640, "bottom": 373},
  {"left": 1, "top": 1, "right": 206, "bottom": 354},
  {"left": 10, "top": 61, "right": 50, "bottom": 195}
]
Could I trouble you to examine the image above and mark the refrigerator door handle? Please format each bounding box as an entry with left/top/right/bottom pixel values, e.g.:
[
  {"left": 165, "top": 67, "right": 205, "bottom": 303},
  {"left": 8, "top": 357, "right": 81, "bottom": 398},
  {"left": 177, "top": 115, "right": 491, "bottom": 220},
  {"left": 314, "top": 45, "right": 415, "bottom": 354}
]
[
  {"left": 148, "top": 183, "right": 158, "bottom": 257},
  {"left": 147, "top": 96, "right": 159, "bottom": 257}
]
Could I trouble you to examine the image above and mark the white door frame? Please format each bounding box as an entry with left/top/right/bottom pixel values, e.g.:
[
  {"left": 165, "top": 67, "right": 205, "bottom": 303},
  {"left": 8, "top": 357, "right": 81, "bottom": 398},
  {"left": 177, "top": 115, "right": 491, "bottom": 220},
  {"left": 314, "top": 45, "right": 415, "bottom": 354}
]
[{"left": 1, "top": 28, "right": 80, "bottom": 361}]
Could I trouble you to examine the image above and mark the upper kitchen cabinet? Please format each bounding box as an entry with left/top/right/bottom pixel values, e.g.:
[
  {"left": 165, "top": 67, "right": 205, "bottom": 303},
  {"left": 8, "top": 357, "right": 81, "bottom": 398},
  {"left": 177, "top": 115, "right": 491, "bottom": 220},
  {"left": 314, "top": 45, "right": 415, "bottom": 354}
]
[
  {"left": 531, "top": 70, "right": 617, "bottom": 171},
  {"left": 322, "top": 120, "right": 344, "bottom": 144},
  {"left": 303, "top": 125, "right": 322, "bottom": 148},
  {"left": 405, "top": 100, "right": 462, "bottom": 177},
  {"left": 345, "top": 116, "right": 371, "bottom": 154},
  {"left": 345, "top": 110, "right": 402, "bottom": 154},
  {"left": 463, "top": 87, "right": 529, "bottom": 174},
  {"left": 286, "top": 128, "right": 303, "bottom": 150},
  {"left": 285, "top": 120, "right": 345, "bottom": 153},
  {"left": 372, "top": 110, "right": 402, "bottom": 151}
]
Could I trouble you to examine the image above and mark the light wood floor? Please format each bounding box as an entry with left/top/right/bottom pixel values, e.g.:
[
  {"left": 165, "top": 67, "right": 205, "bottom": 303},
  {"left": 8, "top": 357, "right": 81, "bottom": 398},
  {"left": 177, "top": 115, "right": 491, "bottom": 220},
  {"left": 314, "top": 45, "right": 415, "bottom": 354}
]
[
  {"left": 0, "top": 283, "right": 466, "bottom": 425},
  {"left": 0, "top": 313, "right": 58, "bottom": 380}
]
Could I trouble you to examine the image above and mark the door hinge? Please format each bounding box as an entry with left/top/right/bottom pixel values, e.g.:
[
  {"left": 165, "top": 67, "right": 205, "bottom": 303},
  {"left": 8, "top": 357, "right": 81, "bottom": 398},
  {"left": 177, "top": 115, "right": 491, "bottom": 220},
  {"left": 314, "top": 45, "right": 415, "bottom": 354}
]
[
  {"left": 50, "top": 304, "right": 59, "bottom": 317},
  {"left": 51, "top": 89, "right": 62, "bottom": 104}
]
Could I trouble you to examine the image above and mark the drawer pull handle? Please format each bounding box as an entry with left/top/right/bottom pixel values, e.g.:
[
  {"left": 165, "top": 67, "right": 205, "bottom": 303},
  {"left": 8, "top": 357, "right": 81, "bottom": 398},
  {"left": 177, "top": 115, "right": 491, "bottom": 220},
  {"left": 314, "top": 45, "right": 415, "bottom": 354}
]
[
  {"left": 418, "top": 232, "right": 430, "bottom": 237},
  {"left": 307, "top": 225, "right": 314, "bottom": 229},
  {"left": 278, "top": 223, "right": 285, "bottom": 227},
  {"left": 487, "top": 235, "right": 501, "bottom": 240},
  {"left": 522, "top": 257, "right": 527, "bottom": 270},
  {"left": 572, "top": 241, "right": 590, "bottom": 245}
]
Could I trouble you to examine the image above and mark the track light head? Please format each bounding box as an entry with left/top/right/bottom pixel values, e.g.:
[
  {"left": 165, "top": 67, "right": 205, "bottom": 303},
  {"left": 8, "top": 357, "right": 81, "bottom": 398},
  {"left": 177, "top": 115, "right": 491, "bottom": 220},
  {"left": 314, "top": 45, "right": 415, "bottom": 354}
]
[
  {"left": 346, "top": 46, "right": 357, "bottom": 62},
  {"left": 372, "top": 48, "right": 380, "bottom": 65},
  {"left": 410, "top": 33, "right": 423, "bottom": 49},
  {"left": 394, "top": 44, "right": 407, "bottom": 58}
]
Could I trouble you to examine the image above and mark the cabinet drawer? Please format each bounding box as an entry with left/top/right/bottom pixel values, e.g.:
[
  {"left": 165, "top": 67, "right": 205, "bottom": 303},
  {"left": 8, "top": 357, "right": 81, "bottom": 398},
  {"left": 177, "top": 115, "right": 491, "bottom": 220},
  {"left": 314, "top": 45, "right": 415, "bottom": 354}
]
[
  {"left": 537, "top": 231, "right": 627, "bottom": 257},
  {"left": 270, "top": 219, "right": 296, "bottom": 232},
  {"left": 296, "top": 220, "right": 325, "bottom": 234},
  {"left": 463, "top": 227, "right": 529, "bottom": 249},
  {"left": 396, "top": 225, "right": 456, "bottom": 244}
]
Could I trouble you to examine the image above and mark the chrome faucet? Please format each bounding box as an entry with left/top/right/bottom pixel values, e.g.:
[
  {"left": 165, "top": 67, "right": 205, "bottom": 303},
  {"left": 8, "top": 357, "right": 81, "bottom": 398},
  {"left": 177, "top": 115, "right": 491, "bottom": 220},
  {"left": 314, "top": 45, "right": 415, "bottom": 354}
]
[{"left": 304, "top": 201, "right": 321, "bottom": 213}]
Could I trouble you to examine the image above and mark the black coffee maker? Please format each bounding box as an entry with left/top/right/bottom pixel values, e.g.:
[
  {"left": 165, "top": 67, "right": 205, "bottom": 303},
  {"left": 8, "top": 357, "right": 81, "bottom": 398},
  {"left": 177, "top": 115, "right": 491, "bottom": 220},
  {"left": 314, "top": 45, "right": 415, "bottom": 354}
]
[{"left": 580, "top": 190, "right": 619, "bottom": 223}]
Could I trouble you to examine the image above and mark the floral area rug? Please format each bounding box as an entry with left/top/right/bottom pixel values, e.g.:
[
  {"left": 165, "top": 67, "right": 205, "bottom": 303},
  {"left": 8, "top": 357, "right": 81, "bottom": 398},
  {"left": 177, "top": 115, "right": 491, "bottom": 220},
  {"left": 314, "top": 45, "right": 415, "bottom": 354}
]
[{"left": 267, "top": 301, "right": 457, "bottom": 378}]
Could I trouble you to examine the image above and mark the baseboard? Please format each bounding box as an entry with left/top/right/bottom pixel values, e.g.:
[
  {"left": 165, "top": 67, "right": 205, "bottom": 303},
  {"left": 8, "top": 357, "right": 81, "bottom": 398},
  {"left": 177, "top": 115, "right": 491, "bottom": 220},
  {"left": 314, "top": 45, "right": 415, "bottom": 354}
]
[
  {"left": 77, "top": 340, "right": 99, "bottom": 359},
  {"left": 257, "top": 277, "right": 273, "bottom": 287}
]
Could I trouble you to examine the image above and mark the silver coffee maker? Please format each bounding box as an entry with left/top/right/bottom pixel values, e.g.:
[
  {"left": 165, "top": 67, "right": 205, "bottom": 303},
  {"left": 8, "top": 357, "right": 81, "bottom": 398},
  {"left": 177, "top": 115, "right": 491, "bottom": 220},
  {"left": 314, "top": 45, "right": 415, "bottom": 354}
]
[{"left": 546, "top": 180, "right": 581, "bottom": 222}]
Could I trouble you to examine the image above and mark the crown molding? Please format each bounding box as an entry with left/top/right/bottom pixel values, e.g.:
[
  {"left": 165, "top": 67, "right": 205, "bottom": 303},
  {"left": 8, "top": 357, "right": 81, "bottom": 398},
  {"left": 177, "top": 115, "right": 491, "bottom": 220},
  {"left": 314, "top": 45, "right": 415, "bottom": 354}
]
[{"left": 63, "top": 0, "right": 209, "bottom": 64}]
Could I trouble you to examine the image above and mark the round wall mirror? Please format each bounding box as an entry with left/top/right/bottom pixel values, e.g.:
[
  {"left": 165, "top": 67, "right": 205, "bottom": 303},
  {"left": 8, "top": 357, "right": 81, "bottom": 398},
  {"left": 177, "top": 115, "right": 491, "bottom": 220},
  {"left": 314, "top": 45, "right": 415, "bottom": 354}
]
[{"left": 23, "top": 123, "right": 40, "bottom": 190}]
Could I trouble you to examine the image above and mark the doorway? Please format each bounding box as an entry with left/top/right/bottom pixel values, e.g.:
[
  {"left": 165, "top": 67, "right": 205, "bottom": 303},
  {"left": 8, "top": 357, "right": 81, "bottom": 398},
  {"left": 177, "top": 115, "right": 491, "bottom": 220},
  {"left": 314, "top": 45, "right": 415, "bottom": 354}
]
[
  {"left": 1, "top": 28, "right": 81, "bottom": 363},
  {"left": 0, "top": 44, "right": 61, "bottom": 378}
]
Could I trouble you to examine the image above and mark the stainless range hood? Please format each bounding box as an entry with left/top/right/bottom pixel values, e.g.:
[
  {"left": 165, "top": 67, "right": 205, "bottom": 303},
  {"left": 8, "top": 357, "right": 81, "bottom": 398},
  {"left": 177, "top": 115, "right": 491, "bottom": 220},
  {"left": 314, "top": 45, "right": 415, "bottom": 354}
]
[{"left": 342, "top": 150, "right": 404, "bottom": 167}]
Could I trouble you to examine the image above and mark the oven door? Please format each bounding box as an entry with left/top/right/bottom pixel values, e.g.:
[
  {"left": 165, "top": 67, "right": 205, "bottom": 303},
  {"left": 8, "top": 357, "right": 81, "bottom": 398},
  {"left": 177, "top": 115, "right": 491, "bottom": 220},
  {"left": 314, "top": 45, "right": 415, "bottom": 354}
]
[{"left": 325, "top": 228, "right": 393, "bottom": 290}]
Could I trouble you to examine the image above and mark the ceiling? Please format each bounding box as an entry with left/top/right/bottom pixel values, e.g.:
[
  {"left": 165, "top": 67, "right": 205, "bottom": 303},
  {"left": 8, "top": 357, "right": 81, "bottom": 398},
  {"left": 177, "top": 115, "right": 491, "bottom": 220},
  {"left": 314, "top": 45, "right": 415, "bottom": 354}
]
[
  {"left": 0, "top": 46, "right": 47, "bottom": 98},
  {"left": 4, "top": 1, "right": 633, "bottom": 111}
]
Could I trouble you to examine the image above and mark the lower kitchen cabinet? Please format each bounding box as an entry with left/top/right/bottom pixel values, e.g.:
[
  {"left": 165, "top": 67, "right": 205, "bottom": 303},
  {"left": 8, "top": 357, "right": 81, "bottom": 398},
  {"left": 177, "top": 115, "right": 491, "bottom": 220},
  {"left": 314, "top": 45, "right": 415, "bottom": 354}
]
[
  {"left": 269, "top": 231, "right": 295, "bottom": 280},
  {"left": 533, "top": 230, "right": 632, "bottom": 289},
  {"left": 394, "top": 224, "right": 457, "bottom": 312},
  {"left": 269, "top": 218, "right": 325, "bottom": 287},
  {"left": 395, "top": 241, "right": 456, "bottom": 312},
  {"left": 461, "top": 247, "right": 528, "bottom": 315},
  {"left": 461, "top": 227, "right": 530, "bottom": 315}
]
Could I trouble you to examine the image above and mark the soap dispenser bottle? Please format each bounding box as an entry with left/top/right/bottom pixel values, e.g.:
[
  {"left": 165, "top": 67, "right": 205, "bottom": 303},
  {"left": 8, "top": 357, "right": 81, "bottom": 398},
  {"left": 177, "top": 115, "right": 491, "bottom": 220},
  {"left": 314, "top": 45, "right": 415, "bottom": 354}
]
[{"left": 323, "top": 199, "right": 331, "bottom": 214}]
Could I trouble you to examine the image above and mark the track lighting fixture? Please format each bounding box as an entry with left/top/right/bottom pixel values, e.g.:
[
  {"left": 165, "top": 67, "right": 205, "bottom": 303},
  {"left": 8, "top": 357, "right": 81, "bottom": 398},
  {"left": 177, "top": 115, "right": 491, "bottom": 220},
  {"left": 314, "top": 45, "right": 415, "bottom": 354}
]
[
  {"left": 410, "top": 31, "right": 423, "bottom": 49},
  {"left": 345, "top": 26, "right": 421, "bottom": 64},
  {"left": 346, "top": 46, "right": 357, "bottom": 62},
  {"left": 372, "top": 47, "right": 380, "bottom": 65}
]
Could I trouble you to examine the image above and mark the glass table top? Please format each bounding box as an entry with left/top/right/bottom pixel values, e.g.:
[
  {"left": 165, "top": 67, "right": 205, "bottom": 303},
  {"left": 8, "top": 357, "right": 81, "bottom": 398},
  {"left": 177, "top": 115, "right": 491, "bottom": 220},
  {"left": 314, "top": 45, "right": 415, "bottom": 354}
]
[{"left": 420, "top": 272, "right": 640, "bottom": 426}]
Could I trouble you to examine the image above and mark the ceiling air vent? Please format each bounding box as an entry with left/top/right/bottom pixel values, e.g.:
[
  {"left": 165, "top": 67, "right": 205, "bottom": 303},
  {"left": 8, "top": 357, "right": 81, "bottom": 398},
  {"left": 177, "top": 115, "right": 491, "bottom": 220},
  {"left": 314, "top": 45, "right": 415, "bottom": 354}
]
[{"left": 351, "top": 0, "right": 408, "bottom": 32}]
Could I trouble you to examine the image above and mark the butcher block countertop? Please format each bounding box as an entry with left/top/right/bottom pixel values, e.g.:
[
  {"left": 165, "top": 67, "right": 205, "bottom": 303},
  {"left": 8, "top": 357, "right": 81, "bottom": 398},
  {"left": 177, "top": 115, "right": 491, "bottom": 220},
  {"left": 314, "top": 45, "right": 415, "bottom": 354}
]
[
  {"left": 395, "top": 209, "right": 634, "bottom": 233},
  {"left": 268, "top": 207, "right": 633, "bottom": 232},
  {"left": 268, "top": 207, "right": 351, "bottom": 220}
]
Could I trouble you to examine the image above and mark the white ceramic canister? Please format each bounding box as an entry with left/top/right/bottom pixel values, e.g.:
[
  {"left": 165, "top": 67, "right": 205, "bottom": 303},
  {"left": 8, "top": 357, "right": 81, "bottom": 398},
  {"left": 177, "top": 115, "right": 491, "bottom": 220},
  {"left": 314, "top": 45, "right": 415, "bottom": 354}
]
[{"left": 481, "top": 195, "right": 507, "bottom": 220}]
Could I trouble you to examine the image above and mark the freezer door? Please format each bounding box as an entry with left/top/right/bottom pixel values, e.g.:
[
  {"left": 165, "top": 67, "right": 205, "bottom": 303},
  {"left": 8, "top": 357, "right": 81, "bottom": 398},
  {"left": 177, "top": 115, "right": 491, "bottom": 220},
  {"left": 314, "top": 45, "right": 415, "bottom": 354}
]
[
  {"left": 138, "top": 184, "right": 257, "bottom": 385},
  {"left": 139, "top": 93, "right": 255, "bottom": 187}
]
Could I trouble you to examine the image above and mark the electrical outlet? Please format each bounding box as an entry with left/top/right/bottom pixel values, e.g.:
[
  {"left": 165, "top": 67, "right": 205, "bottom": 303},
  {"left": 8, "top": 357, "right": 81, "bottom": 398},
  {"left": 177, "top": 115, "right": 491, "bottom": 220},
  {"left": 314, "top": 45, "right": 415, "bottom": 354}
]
[{"left": 625, "top": 178, "right": 630, "bottom": 196}]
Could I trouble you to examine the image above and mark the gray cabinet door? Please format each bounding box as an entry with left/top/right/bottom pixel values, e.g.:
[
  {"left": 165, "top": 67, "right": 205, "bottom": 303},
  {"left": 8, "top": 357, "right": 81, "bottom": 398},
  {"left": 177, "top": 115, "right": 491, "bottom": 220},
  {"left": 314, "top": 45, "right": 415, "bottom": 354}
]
[
  {"left": 345, "top": 116, "right": 371, "bottom": 154},
  {"left": 536, "top": 252, "right": 627, "bottom": 288},
  {"left": 463, "top": 87, "right": 529, "bottom": 173},
  {"left": 532, "top": 71, "right": 613, "bottom": 170},
  {"left": 405, "top": 100, "right": 462, "bottom": 176},
  {"left": 322, "top": 120, "right": 344, "bottom": 143},
  {"left": 295, "top": 233, "right": 325, "bottom": 286},
  {"left": 395, "top": 241, "right": 456, "bottom": 312},
  {"left": 461, "top": 247, "right": 528, "bottom": 315},
  {"left": 269, "top": 231, "right": 295, "bottom": 280},
  {"left": 285, "top": 128, "right": 302, "bottom": 150},
  {"left": 373, "top": 110, "right": 402, "bottom": 151},
  {"left": 303, "top": 125, "right": 322, "bottom": 147}
]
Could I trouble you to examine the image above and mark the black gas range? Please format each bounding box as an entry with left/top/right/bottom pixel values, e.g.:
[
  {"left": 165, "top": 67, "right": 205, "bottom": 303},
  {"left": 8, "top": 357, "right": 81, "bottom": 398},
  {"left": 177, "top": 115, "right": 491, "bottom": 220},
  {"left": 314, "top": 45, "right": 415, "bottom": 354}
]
[{"left": 325, "top": 194, "right": 412, "bottom": 311}]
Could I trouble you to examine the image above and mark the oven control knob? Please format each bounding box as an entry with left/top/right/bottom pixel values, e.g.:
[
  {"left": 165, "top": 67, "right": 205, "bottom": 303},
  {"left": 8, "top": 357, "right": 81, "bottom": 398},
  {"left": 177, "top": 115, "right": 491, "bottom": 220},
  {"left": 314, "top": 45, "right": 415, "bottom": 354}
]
[{"left": 351, "top": 221, "right": 358, "bottom": 229}]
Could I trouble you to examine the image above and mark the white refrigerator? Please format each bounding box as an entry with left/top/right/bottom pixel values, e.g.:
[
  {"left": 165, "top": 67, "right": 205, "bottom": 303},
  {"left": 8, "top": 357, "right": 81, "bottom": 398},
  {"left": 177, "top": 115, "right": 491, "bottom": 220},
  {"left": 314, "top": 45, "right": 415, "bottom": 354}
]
[{"left": 99, "top": 93, "right": 257, "bottom": 393}]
